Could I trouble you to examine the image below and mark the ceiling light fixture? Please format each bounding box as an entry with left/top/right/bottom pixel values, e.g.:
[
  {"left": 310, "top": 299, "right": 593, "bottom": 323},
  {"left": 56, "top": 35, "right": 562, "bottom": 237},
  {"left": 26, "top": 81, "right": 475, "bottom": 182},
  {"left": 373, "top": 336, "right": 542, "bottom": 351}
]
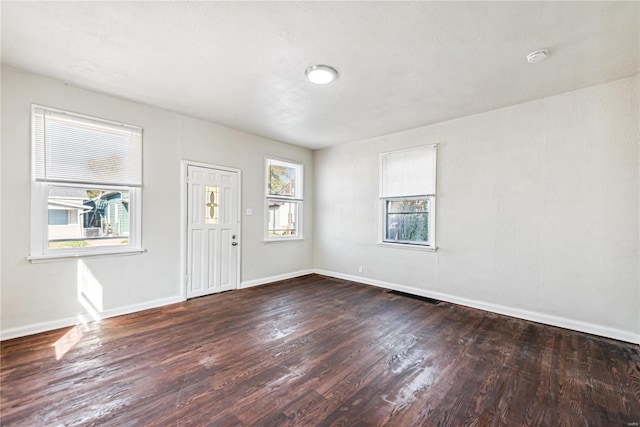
[
  {"left": 526, "top": 48, "right": 549, "bottom": 64},
  {"left": 305, "top": 65, "right": 338, "bottom": 84}
]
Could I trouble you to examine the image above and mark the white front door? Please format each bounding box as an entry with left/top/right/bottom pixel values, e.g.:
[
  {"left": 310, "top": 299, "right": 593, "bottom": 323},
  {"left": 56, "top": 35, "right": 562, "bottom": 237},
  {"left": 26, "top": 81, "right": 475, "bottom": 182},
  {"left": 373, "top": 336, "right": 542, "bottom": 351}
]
[{"left": 186, "top": 165, "right": 239, "bottom": 298}]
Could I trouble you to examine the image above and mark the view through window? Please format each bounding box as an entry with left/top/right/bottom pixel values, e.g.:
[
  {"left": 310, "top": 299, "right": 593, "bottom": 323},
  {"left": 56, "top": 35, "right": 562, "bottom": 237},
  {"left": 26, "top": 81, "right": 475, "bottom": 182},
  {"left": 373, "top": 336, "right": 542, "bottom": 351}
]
[
  {"left": 31, "top": 105, "right": 142, "bottom": 259},
  {"left": 265, "top": 157, "right": 303, "bottom": 239}
]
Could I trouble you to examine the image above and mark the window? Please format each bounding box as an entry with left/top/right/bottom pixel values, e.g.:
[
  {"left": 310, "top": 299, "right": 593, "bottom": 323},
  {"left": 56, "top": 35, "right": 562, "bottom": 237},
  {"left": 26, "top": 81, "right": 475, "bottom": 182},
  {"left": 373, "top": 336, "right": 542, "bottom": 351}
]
[
  {"left": 265, "top": 157, "right": 303, "bottom": 240},
  {"left": 29, "top": 105, "right": 143, "bottom": 260},
  {"left": 380, "top": 145, "right": 437, "bottom": 248},
  {"left": 48, "top": 209, "right": 72, "bottom": 226}
]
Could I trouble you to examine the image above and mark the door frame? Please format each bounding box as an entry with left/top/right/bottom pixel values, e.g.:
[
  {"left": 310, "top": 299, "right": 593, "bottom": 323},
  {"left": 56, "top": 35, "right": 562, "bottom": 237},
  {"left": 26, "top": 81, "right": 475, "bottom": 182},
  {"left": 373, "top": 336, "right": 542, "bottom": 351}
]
[{"left": 180, "top": 160, "right": 242, "bottom": 300}]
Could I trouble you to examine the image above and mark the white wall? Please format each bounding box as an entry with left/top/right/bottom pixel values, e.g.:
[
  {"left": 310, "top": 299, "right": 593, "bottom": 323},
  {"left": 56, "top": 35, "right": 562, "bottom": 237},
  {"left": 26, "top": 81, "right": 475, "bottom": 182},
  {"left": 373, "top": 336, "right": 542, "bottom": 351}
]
[
  {"left": 2, "top": 66, "right": 638, "bottom": 344},
  {"left": 178, "top": 115, "right": 313, "bottom": 283},
  {"left": 0, "top": 67, "right": 313, "bottom": 338},
  {"left": 314, "top": 76, "right": 639, "bottom": 342}
]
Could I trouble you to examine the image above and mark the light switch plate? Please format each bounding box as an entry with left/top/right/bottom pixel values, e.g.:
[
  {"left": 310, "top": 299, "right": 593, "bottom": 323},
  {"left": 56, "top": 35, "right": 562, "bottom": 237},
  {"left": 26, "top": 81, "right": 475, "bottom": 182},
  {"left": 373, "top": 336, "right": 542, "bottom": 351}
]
[{"left": 246, "top": 208, "right": 253, "bottom": 216}]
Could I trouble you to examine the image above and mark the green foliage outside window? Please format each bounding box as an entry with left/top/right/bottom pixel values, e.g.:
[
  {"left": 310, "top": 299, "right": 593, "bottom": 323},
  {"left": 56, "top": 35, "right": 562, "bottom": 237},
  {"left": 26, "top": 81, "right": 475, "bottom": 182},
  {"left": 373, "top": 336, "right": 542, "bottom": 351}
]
[
  {"left": 268, "top": 165, "right": 296, "bottom": 197},
  {"left": 386, "top": 200, "right": 429, "bottom": 243}
]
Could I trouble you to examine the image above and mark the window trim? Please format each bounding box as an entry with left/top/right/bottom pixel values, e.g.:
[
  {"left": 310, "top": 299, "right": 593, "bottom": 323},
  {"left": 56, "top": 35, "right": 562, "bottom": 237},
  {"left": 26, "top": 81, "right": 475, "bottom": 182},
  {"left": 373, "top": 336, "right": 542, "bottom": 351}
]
[
  {"left": 29, "top": 105, "right": 144, "bottom": 262},
  {"left": 378, "top": 145, "right": 437, "bottom": 250},
  {"left": 264, "top": 156, "right": 304, "bottom": 242}
]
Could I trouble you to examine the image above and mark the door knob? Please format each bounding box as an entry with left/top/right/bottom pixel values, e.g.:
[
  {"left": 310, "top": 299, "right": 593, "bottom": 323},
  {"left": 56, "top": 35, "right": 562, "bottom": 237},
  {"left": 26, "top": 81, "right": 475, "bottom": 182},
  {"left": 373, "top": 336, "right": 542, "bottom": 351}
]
[{"left": 232, "top": 242, "right": 238, "bottom": 246}]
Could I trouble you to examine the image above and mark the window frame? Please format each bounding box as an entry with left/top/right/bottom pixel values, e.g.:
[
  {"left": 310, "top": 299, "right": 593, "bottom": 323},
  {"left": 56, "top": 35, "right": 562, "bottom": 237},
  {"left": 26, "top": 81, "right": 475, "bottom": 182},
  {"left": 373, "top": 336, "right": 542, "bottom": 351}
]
[
  {"left": 29, "top": 105, "right": 144, "bottom": 262},
  {"left": 379, "top": 145, "right": 437, "bottom": 250},
  {"left": 264, "top": 156, "right": 304, "bottom": 242}
]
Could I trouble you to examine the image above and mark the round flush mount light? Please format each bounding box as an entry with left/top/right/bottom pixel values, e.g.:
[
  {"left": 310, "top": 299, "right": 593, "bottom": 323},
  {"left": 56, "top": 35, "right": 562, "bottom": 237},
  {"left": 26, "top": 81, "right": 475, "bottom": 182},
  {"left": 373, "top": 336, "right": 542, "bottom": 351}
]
[
  {"left": 526, "top": 48, "right": 549, "bottom": 64},
  {"left": 305, "top": 64, "right": 338, "bottom": 84}
]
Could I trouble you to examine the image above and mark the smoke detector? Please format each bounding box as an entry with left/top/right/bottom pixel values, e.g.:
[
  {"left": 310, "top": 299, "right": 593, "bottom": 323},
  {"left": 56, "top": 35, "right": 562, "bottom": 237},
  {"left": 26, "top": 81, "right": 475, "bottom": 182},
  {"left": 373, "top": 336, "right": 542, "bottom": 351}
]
[{"left": 527, "top": 49, "right": 549, "bottom": 64}]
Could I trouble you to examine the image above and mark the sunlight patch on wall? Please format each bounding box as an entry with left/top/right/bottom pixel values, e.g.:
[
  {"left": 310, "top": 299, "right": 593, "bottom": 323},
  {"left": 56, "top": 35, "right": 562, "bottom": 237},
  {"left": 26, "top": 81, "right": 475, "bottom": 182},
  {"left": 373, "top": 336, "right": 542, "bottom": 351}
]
[{"left": 77, "top": 260, "right": 104, "bottom": 321}]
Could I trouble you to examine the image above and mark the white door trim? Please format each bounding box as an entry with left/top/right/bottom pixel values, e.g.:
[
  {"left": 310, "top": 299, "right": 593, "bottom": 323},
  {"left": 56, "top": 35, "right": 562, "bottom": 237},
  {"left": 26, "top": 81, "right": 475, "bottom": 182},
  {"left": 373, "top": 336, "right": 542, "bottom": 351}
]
[{"left": 180, "top": 160, "right": 242, "bottom": 300}]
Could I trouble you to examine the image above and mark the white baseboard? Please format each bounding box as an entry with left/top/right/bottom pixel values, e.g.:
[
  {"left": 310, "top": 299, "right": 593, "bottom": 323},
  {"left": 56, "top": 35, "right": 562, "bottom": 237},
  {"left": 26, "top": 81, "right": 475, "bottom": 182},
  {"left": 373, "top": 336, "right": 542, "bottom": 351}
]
[
  {"left": 1, "top": 295, "right": 184, "bottom": 341},
  {"left": 313, "top": 269, "right": 640, "bottom": 345},
  {"left": 2, "top": 269, "right": 314, "bottom": 341},
  {"left": 4, "top": 270, "right": 636, "bottom": 345},
  {"left": 0, "top": 316, "right": 82, "bottom": 342},
  {"left": 99, "top": 295, "right": 184, "bottom": 320},
  {"left": 240, "top": 269, "right": 314, "bottom": 289}
]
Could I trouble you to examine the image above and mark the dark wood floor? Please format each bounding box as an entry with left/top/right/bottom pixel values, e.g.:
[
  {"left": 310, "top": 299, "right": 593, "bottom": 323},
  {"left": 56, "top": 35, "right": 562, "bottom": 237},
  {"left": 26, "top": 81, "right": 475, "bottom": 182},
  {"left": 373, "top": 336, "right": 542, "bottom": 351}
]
[{"left": 1, "top": 274, "right": 639, "bottom": 426}]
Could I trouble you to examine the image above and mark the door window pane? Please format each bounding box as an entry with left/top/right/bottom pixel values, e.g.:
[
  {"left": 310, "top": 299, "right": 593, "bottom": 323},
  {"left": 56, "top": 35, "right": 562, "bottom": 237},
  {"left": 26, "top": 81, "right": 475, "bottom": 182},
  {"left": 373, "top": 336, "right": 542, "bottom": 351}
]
[{"left": 205, "top": 186, "right": 220, "bottom": 224}]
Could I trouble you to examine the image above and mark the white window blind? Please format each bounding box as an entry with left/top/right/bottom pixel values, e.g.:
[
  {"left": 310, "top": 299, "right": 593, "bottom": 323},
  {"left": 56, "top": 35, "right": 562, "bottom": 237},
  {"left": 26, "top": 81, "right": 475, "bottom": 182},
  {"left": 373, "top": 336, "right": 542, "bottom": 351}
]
[
  {"left": 380, "top": 145, "right": 436, "bottom": 198},
  {"left": 33, "top": 106, "right": 142, "bottom": 187}
]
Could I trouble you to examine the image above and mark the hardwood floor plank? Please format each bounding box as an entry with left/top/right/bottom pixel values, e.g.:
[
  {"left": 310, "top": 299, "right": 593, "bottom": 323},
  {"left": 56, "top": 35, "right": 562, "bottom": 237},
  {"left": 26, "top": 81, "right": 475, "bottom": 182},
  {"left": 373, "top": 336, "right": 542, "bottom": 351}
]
[{"left": 1, "top": 274, "right": 638, "bottom": 426}]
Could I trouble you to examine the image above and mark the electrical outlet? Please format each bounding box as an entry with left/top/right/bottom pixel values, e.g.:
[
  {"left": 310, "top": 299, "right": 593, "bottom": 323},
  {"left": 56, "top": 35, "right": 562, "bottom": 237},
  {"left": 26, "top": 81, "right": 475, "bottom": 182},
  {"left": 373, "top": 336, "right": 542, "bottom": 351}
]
[{"left": 358, "top": 266, "right": 363, "bottom": 273}]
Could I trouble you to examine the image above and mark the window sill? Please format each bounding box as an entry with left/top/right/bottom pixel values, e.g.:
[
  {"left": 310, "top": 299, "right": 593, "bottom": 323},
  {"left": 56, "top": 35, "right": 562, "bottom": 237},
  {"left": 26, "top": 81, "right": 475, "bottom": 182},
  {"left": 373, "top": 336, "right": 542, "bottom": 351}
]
[
  {"left": 377, "top": 242, "right": 437, "bottom": 252},
  {"left": 263, "top": 237, "right": 306, "bottom": 243},
  {"left": 28, "top": 248, "right": 146, "bottom": 263}
]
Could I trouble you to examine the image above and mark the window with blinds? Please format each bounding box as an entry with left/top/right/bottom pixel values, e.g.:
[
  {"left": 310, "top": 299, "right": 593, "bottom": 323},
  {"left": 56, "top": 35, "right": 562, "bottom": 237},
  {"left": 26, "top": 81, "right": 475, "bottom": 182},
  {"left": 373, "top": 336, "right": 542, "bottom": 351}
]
[
  {"left": 380, "top": 145, "right": 437, "bottom": 248},
  {"left": 30, "top": 105, "right": 143, "bottom": 260},
  {"left": 33, "top": 106, "right": 142, "bottom": 186}
]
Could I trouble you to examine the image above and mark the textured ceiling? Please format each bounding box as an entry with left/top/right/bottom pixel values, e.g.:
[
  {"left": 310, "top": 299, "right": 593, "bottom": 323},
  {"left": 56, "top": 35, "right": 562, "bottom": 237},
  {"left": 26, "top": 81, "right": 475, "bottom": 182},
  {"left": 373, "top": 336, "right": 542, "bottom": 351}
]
[{"left": 2, "top": 2, "right": 638, "bottom": 149}]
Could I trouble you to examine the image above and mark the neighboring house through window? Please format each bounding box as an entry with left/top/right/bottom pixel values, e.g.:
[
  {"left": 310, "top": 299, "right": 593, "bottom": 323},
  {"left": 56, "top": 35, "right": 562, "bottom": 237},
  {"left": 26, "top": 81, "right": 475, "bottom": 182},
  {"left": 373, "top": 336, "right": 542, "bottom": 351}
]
[
  {"left": 265, "top": 157, "right": 303, "bottom": 240},
  {"left": 29, "top": 105, "right": 143, "bottom": 259},
  {"left": 380, "top": 145, "right": 437, "bottom": 249}
]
